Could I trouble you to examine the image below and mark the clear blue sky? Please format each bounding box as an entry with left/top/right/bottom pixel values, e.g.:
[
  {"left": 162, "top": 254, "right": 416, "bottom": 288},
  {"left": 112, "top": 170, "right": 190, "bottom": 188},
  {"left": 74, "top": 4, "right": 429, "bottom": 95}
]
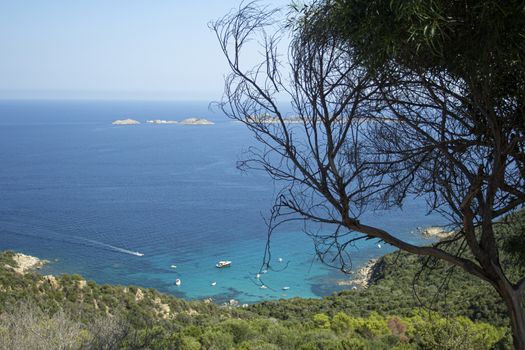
[{"left": 0, "top": 0, "right": 288, "bottom": 101}]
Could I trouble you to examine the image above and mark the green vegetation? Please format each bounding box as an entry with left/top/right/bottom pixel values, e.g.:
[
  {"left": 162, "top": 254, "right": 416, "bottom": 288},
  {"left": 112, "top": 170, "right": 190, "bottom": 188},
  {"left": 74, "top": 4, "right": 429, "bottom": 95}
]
[{"left": 3, "top": 210, "right": 525, "bottom": 348}]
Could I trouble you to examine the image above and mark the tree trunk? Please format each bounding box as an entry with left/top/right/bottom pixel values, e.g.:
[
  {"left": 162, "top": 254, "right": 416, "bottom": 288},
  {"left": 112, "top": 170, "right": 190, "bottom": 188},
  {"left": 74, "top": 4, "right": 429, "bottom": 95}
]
[{"left": 499, "top": 284, "right": 525, "bottom": 350}]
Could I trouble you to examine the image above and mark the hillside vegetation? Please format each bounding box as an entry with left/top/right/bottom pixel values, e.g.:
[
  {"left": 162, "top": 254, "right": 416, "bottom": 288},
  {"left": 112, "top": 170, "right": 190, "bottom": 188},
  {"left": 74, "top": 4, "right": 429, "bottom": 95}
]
[{"left": 1, "top": 211, "right": 523, "bottom": 349}]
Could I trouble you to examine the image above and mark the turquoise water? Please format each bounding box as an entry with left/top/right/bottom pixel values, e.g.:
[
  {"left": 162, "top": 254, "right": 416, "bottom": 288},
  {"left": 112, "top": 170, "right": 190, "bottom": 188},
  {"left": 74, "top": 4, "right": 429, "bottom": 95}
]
[{"left": 0, "top": 100, "right": 444, "bottom": 303}]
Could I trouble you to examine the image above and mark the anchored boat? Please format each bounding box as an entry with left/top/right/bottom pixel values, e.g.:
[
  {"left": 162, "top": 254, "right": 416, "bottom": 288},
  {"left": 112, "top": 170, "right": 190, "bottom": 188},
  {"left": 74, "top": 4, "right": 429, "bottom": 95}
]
[{"left": 216, "top": 260, "right": 232, "bottom": 268}]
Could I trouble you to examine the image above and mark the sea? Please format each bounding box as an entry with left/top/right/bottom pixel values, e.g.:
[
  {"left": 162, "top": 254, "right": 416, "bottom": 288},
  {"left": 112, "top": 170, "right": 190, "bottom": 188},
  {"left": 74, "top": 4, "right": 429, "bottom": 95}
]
[{"left": 0, "top": 99, "right": 445, "bottom": 303}]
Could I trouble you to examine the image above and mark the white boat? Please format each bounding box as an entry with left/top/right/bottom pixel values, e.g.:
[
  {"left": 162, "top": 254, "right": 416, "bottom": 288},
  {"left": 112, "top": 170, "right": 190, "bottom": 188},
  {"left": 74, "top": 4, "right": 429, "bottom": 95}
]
[
  {"left": 175, "top": 279, "right": 181, "bottom": 286},
  {"left": 260, "top": 285, "right": 267, "bottom": 289},
  {"left": 256, "top": 273, "right": 260, "bottom": 279},
  {"left": 216, "top": 260, "right": 232, "bottom": 268},
  {"left": 133, "top": 252, "right": 144, "bottom": 257},
  {"left": 282, "top": 286, "right": 290, "bottom": 290},
  {"left": 211, "top": 282, "right": 217, "bottom": 286},
  {"left": 278, "top": 257, "right": 283, "bottom": 262},
  {"left": 170, "top": 265, "right": 177, "bottom": 269}
]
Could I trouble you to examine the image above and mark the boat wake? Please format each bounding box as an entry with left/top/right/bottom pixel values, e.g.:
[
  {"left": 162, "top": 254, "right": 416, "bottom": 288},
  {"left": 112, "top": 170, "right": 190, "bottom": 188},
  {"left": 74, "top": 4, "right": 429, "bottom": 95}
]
[
  {"left": 1, "top": 220, "right": 144, "bottom": 257},
  {"left": 79, "top": 237, "right": 144, "bottom": 257}
]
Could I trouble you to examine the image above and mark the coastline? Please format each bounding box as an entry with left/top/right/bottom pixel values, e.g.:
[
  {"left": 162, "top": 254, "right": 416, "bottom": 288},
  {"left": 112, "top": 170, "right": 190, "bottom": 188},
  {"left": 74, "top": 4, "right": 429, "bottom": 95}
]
[
  {"left": 336, "top": 259, "right": 379, "bottom": 289},
  {"left": 6, "top": 252, "right": 48, "bottom": 274},
  {"left": 1, "top": 217, "right": 443, "bottom": 302},
  {"left": 420, "top": 226, "right": 455, "bottom": 239}
]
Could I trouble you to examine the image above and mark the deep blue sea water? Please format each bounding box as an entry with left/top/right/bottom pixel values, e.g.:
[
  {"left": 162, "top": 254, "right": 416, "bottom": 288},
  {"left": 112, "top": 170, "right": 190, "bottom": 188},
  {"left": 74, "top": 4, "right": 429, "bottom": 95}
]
[{"left": 0, "top": 100, "right": 445, "bottom": 303}]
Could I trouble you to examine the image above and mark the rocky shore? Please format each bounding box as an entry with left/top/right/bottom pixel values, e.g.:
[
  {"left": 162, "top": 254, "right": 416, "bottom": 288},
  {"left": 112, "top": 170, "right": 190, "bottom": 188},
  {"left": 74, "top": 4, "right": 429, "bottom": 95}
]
[
  {"left": 7, "top": 253, "right": 48, "bottom": 274},
  {"left": 420, "top": 226, "right": 454, "bottom": 239},
  {"left": 337, "top": 259, "right": 379, "bottom": 289}
]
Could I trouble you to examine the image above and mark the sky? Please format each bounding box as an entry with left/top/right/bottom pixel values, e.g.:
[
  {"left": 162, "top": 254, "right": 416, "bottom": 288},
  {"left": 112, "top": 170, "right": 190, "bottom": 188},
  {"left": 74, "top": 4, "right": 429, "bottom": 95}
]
[{"left": 0, "top": 0, "right": 289, "bottom": 101}]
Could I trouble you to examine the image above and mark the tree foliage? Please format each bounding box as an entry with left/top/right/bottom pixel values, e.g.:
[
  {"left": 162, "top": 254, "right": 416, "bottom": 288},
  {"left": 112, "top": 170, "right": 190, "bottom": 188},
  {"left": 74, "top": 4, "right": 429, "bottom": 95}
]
[{"left": 211, "top": 1, "right": 525, "bottom": 347}]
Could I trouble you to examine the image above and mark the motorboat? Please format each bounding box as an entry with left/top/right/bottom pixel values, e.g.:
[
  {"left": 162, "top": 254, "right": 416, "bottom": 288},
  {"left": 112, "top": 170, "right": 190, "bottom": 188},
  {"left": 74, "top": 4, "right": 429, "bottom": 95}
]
[
  {"left": 170, "top": 265, "right": 177, "bottom": 269},
  {"left": 216, "top": 260, "right": 232, "bottom": 268},
  {"left": 175, "top": 279, "right": 181, "bottom": 286},
  {"left": 133, "top": 252, "right": 144, "bottom": 257},
  {"left": 211, "top": 282, "right": 217, "bottom": 286},
  {"left": 282, "top": 286, "right": 290, "bottom": 290}
]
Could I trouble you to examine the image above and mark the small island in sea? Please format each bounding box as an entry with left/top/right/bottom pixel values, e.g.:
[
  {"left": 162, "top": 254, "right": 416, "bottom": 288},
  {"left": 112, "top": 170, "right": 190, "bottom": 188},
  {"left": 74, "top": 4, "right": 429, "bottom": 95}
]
[
  {"left": 146, "top": 119, "right": 179, "bottom": 124},
  {"left": 180, "top": 117, "right": 215, "bottom": 125},
  {"left": 112, "top": 119, "right": 141, "bottom": 125},
  {"left": 116, "top": 118, "right": 215, "bottom": 125},
  {"left": 245, "top": 115, "right": 303, "bottom": 124}
]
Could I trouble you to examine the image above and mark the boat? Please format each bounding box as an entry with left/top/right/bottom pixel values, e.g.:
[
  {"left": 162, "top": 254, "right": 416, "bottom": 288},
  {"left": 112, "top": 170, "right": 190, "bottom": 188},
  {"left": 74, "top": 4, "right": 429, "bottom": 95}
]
[
  {"left": 211, "top": 282, "right": 217, "bottom": 286},
  {"left": 282, "top": 286, "right": 290, "bottom": 290},
  {"left": 278, "top": 257, "right": 283, "bottom": 262},
  {"left": 256, "top": 273, "right": 260, "bottom": 279},
  {"left": 260, "top": 285, "right": 267, "bottom": 289},
  {"left": 216, "top": 260, "right": 232, "bottom": 268},
  {"left": 133, "top": 252, "right": 144, "bottom": 257},
  {"left": 170, "top": 265, "right": 177, "bottom": 269},
  {"left": 175, "top": 279, "right": 181, "bottom": 286}
]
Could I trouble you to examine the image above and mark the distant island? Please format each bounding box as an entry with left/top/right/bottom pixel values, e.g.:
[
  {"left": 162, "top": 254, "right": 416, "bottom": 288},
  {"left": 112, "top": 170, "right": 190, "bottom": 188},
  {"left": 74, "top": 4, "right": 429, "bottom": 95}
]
[
  {"left": 245, "top": 115, "right": 303, "bottom": 124},
  {"left": 180, "top": 118, "right": 215, "bottom": 125},
  {"left": 114, "top": 118, "right": 215, "bottom": 125},
  {"left": 243, "top": 115, "right": 397, "bottom": 124},
  {"left": 112, "top": 119, "right": 140, "bottom": 125},
  {"left": 146, "top": 119, "right": 178, "bottom": 124}
]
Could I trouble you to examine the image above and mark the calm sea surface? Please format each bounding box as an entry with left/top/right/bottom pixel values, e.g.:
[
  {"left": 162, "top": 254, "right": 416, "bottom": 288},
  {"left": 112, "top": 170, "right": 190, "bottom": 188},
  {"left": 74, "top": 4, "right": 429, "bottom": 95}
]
[{"left": 0, "top": 100, "right": 444, "bottom": 303}]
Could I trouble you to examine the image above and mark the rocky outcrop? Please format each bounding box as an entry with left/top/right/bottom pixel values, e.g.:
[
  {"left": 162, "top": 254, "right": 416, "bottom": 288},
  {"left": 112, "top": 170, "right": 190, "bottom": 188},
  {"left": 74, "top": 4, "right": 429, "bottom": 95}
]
[
  {"left": 112, "top": 119, "right": 140, "bottom": 125},
  {"left": 42, "top": 275, "right": 60, "bottom": 289},
  {"left": 421, "top": 226, "right": 454, "bottom": 239},
  {"left": 135, "top": 288, "right": 144, "bottom": 302},
  {"left": 186, "top": 308, "right": 199, "bottom": 316},
  {"left": 78, "top": 280, "right": 87, "bottom": 289},
  {"left": 154, "top": 297, "right": 171, "bottom": 319},
  {"left": 8, "top": 253, "right": 47, "bottom": 274},
  {"left": 337, "top": 259, "right": 379, "bottom": 288}
]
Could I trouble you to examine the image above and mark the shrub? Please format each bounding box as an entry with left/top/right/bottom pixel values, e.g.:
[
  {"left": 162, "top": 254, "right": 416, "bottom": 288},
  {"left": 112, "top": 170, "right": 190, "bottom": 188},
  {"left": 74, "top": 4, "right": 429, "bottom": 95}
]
[{"left": 313, "top": 313, "right": 331, "bottom": 329}]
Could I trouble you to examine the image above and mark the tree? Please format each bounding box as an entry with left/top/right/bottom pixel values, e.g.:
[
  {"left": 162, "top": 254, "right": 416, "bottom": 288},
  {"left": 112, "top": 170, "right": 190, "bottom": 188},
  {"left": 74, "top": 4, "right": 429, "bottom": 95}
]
[{"left": 211, "top": 1, "right": 525, "bottom": 348}]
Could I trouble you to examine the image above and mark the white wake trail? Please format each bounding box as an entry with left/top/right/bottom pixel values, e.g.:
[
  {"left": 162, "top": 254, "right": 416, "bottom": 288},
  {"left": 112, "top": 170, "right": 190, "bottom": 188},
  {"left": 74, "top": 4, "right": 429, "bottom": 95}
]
[
  {"left": 77, "top": 237, "right": 145, "bottom": 257},
  {"left": 0, "top": 220, "right": 144, "bottom": 257}
]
